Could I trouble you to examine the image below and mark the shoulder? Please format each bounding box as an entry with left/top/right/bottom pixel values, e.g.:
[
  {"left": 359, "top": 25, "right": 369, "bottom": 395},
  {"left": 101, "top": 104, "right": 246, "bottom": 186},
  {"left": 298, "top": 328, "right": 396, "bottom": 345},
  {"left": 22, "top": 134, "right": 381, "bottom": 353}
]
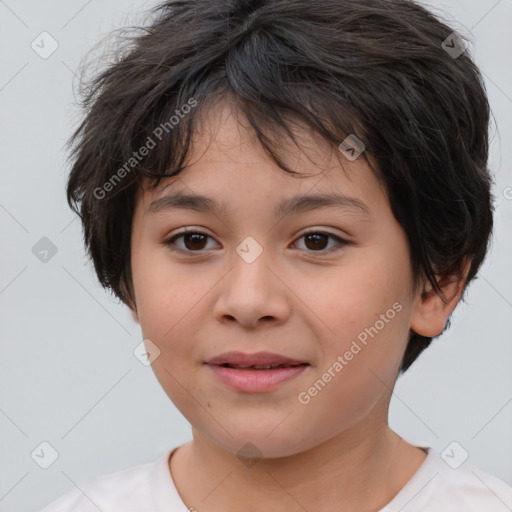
[
  {"left": 36, "top": 452, "right": 169, "bottom": 512},
  {"left": 434, "top": 459, "right": 512, "bottom": 509},
  {"left": 398, "top": 448, "right": 512, "bottom": 511}
]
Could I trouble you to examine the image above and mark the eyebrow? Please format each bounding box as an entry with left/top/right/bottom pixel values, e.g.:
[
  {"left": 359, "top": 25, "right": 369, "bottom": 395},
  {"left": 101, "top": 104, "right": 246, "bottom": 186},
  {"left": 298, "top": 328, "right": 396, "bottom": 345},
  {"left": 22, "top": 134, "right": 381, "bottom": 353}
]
[{"left": 148, "top": 190, "right": 371, "bottom": 219}]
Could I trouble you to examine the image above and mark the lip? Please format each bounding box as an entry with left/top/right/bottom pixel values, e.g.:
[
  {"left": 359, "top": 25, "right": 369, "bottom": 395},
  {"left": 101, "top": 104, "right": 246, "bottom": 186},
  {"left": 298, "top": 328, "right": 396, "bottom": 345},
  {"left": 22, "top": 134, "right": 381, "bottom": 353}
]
[
  {"left": 206, "top": 364, "right": 309, "bottom": 392},
  {"left": 205, "top": 351, "right": 307, "bottom": 366},
  {"left": 204, "top": 351, "right": 310, "bottom": 393}
]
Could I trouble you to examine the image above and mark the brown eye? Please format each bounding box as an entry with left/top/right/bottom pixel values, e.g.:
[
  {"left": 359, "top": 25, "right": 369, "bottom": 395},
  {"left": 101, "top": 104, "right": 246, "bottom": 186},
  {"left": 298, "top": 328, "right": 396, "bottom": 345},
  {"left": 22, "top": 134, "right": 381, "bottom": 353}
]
[
  {"left": 164, "top": 230, "right": 218, "bottom": 252},
  {"left": 181, "top": 233, "right": 208, "bottom": 250},
  {"left": 293, "top": 231, "right": 347, "bottom": 253},
  {"left": 304, "top": 233, "right": 329, "bottom": 250}
]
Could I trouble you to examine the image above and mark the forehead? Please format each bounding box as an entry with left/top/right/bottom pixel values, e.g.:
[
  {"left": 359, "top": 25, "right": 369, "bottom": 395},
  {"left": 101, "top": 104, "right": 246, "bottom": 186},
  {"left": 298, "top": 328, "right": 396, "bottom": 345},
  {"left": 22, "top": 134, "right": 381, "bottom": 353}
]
[
  {"left": 136, "top": 98, "right": 386, "bottom": 217},
  {"left": 189, "top": 97, "right": 346, "bottom": 170}
]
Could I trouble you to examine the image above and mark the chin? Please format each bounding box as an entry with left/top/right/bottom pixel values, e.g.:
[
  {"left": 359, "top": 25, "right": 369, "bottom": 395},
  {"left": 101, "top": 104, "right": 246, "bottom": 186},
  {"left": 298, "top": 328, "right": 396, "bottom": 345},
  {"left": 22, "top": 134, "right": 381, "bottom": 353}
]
[{"left": 202, "top": 425, "right": 323, "bottom": 461}]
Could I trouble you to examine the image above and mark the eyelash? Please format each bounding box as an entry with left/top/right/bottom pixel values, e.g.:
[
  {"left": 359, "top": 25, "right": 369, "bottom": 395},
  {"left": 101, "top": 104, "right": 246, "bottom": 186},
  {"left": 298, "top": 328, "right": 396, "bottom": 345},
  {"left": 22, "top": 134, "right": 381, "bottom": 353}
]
[{"left": 163, "top": 228, "right": 349, "bottom": 255}]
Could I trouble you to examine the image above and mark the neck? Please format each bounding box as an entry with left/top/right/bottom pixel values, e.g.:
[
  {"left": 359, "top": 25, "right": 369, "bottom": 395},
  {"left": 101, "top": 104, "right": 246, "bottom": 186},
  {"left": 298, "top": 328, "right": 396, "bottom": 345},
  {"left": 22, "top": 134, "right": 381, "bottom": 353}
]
[{"left": 169, "top": 421, "right": 427, "bottom": 512}]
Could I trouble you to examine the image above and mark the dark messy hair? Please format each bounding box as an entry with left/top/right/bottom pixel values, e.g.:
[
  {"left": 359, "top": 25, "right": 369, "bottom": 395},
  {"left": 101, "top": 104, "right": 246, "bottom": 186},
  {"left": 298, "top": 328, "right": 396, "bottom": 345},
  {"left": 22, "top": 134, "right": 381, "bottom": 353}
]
[{"left": 66, "top": 0, "right": 494, "bottom": 374}]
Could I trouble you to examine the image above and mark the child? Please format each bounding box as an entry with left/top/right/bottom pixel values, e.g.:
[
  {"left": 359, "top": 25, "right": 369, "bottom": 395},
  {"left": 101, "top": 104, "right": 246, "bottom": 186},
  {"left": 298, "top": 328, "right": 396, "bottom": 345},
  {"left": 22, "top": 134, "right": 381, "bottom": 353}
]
[{"left": 39, "top": 0, "right": 512, "bottom": 510}]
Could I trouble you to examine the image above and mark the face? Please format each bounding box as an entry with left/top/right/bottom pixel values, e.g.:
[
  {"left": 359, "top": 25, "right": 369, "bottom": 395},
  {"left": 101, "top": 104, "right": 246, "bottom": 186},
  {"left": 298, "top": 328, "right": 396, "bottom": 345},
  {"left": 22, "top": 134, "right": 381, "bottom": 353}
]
[{"left": 129, "top": 99, "right": 432, "bottom": 458}]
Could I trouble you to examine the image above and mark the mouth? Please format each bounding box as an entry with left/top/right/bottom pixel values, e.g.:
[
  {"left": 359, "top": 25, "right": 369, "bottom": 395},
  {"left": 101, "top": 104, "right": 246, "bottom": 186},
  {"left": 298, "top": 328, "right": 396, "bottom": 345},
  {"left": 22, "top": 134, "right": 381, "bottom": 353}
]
[
  {"left": 205, "top": 350, "right": 309, "bottom": 367},
  {"left": 204, "top": 352, "right": 310, "bottom": 392},
  {"left": 215, "top": 363, "right": 308, "bottom": 371}
]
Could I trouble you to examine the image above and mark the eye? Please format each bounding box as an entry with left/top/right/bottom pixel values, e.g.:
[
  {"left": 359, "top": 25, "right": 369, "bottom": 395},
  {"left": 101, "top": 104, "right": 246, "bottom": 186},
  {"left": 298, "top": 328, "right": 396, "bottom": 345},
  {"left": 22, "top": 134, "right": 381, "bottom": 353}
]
[
  {"left": 292, "top": 230, "right": 348, "bottom": 253},
  {"left": 164, "top": 229, "right": 348, "bottom": 254},
  {"left": 164, "top": 229, "right": 219, "bottom": 252}
]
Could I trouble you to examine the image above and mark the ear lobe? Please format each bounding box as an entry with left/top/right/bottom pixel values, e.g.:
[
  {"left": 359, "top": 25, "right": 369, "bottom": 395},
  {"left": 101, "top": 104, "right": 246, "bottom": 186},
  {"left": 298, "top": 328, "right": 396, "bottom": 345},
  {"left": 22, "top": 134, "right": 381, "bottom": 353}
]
[{"left": 410, "top": 257, "right": 471, "bottom": 338}]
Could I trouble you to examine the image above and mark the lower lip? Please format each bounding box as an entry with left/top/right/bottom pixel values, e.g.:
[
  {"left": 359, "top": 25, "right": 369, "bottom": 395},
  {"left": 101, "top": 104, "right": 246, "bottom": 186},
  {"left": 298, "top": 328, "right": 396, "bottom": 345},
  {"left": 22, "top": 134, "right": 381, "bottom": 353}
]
[{"left": 206, "top": 364, "right": 309, "bottom": 392}]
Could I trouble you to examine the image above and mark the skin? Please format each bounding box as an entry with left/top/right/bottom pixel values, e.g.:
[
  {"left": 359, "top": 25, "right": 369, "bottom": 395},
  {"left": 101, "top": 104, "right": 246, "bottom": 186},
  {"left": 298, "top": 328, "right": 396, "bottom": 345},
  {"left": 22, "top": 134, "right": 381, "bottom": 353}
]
[{"left": 129, "top": 98, "right": 469, "bottom": 511}]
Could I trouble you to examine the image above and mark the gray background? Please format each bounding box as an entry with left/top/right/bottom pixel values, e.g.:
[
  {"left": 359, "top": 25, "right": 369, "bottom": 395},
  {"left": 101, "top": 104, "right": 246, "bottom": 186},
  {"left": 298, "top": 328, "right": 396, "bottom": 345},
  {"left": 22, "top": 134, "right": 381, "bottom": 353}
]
[{"left": 0, "top": 1, "right": 511, "bottom": 511}]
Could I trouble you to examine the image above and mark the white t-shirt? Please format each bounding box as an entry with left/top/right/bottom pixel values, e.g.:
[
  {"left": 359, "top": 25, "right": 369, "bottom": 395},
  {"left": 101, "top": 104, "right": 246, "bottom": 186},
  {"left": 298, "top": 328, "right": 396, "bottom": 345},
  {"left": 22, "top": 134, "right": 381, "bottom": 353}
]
[{"left": 37, "top": 445, "right": 512, "bottom": 511}]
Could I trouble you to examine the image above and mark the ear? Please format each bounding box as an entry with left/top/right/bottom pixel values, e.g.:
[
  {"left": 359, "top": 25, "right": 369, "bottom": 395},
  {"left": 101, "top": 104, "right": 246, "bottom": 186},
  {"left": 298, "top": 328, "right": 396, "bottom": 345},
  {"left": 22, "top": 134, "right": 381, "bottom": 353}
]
[{"left": 410, "top": 257, "right": 472, "bottom": 338}]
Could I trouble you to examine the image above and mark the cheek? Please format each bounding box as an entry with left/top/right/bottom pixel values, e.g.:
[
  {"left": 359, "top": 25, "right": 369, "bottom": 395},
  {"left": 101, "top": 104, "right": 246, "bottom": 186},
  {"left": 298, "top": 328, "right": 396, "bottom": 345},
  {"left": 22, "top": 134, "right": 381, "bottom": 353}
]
[
  {"left": 302, "top": 293, "right": 408, "bottom": 432},
  {"left": 315, "top": 253, "right": 410, "bottom": 370},
  {"left": 316, "top": 267, "right": 388, "bottom": 334},
  {"left": 132, "top": 249, "right": 178, "bottom": 338},
  {"left": 134, "top": 262, "right": 208, "bottom": 406},
  {"left": 137, "top": 279, "right": 200, "bottom": 347},
  {"left": 132, "top": 252, "right": 217, "bottom": 365}
]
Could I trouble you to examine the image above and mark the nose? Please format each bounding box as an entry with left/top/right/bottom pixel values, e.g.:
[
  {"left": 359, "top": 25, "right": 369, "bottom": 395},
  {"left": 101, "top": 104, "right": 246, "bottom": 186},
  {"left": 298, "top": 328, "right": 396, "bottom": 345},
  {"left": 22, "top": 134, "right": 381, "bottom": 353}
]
[{"left": 213, "top": 238, "right": 291, "bottom": 329}]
